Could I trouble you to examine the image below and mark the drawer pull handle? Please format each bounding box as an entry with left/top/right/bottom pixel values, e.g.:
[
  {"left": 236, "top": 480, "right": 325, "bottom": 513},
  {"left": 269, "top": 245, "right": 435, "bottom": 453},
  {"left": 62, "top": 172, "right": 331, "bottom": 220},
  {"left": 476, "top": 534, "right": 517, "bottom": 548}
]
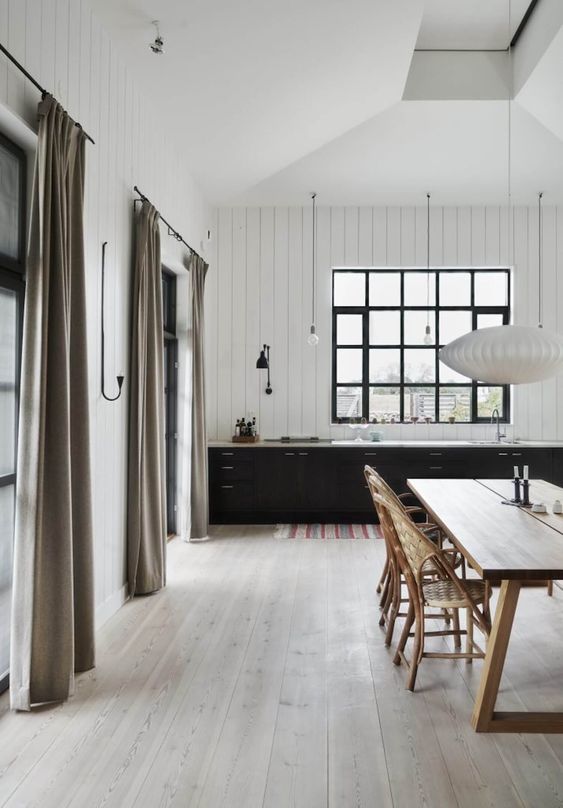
[
  {"left": 429, "top": 452, "right": 443, "bottom": 456},
  {"left": 512, "top": 453, "right": 522, "bottom": 457},
  {"left": 298, "top": 452, "right": 309, "bottom": 456},
  {"left": 364, "top": 452, "right": 378, "bottom": 456},
  {"left": 220, "top": 485, "right": 234, "bottom": 489},
  {"left": 284, "top": 452, "right": 295, "bottom": 456},
  {"left": 221, "top": 452, "right": 234, "bottom": 456},
  {"left": 498, "top": 452, "right": 508, "bottom": 456},
  {"left": 221, "top": 466, "right": 234, "bottom": 470},
  {"left": 429, "top": 466, "right": 443, "bottom": 470}
]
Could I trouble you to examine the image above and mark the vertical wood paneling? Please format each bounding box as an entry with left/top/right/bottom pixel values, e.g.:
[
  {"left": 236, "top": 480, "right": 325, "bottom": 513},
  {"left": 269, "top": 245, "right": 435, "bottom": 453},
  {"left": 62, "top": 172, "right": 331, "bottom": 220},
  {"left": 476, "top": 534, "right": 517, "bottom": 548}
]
[
  {"left": 358, "top": 207, "right": 373, "bottom": 266},
  {"left": 210, "top": 204, "right": 563, "bottom": 444},
  {"left": 217, "top": 209, "right": 234, "bottom": 439},
  {"left": 386, "top": 207, "right": 401, "bottom": 265},
  {"left": 302, "top": 204, "right": 316, "bottom": 436},
  {"left": 287, "top": 207, "right": 303, "bottom": 434},
  {"left": 344, "top": 206, "right": 359, "bottom": 266},
  {"left": 273, "top": 208, "right": 289, "bottom": 437},
  {"left": 245, "top": 208, "right": 261, "bottom": 425},
  {"left": 316, "top": 206, "right": 332, "bottom": 436},
  {"left": 259, "top": 208, "right": 275, "bottom": 437}
]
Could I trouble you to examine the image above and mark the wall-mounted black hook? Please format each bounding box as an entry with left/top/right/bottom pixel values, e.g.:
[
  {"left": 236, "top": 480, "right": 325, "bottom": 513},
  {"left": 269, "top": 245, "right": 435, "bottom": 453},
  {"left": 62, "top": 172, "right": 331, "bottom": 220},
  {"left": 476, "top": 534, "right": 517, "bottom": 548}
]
[{"left": 101, "top": 241, "right": 124, "bottom": 402}]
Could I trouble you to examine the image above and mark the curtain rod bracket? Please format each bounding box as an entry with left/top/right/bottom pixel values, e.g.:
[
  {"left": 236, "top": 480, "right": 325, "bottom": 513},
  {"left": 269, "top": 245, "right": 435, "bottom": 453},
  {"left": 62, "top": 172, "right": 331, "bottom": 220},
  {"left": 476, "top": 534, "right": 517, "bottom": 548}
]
[{"left": 133, "top": 184, "right": 203, "bottom": 262}]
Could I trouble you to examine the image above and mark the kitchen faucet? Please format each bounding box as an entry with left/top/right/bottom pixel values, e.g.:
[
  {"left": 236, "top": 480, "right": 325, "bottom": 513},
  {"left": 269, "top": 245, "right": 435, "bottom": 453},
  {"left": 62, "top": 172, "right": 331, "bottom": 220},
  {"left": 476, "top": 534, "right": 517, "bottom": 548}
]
[{"left": 491, "top": 408, "right": 506, "bottom": 443}]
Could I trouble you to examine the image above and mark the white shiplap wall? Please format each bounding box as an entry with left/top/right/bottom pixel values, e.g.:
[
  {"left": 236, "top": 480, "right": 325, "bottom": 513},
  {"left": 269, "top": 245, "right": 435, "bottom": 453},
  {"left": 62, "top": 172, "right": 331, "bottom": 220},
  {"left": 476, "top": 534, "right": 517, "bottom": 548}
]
[
  {"left": 0, "top": 0, "right": 211, "bottom": 625},
  {"left": 207, "top": 205, "right": 563, "bottom": 442}
]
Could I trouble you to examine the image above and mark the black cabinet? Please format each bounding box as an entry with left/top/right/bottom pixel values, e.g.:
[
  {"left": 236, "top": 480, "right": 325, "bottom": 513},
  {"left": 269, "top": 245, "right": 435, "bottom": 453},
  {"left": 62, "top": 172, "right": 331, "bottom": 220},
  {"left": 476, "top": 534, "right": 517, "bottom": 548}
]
[{"left": 208, "top": 445, "right": 561, "bottom": 524}]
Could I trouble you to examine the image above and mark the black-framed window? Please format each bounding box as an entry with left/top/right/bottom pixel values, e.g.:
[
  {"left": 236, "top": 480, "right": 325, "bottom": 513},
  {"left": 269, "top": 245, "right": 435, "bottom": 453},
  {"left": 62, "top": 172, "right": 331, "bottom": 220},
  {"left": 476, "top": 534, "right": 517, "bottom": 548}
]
[
  {"left": 0, "top": 130, "right": 26, "bottom": 695},
  {"left": 332, "top": 268, "right": 511, "bottom": 425},
  {"left": 162, "top": 270, "right": 178, "bottom": 535}
]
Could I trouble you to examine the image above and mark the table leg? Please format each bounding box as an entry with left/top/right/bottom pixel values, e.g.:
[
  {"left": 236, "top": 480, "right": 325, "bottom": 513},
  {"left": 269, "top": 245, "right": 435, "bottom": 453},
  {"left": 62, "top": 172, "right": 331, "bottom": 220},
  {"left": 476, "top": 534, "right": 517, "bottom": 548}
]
[{"left": 471, "top": 579, "right": 521, "bottom": 732}]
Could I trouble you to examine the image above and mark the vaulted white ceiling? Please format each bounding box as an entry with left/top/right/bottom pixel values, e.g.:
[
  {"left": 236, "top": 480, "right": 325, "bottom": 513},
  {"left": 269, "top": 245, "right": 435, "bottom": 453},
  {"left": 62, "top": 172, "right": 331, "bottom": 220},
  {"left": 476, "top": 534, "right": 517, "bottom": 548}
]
[{"left": 89, "top": 0, "right": 563, "bottom": 206}]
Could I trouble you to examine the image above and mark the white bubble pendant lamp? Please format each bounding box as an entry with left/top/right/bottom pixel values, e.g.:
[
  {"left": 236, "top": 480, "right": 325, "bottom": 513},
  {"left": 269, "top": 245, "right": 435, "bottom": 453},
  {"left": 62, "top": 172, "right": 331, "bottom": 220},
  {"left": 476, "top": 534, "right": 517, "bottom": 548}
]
[
  {"left": 440, "top": 324, "right": 563, "bottom": 384},
  {"left": 440, "top": 193, "right": 563, "bottom": 384}
]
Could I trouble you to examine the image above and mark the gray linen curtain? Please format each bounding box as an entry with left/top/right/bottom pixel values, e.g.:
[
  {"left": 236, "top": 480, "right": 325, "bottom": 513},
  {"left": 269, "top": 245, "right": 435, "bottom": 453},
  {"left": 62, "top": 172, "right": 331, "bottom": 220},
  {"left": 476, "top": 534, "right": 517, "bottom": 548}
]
[
  {"left": 127, "top": 201, "right": 167, "bottom": 594},
  {"left": 188, "top": 254, "right": 209, "bottom": 540},
  {"left": 10, "top": 96, "right": 94, "bottom": 710}
]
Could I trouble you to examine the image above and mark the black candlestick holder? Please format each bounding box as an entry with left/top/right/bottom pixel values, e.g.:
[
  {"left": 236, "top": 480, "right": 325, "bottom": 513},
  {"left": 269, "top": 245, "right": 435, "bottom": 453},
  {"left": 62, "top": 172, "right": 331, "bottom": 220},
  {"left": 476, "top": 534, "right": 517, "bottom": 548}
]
[
  {"left": 511, "top": 477, "right": 521, "bottom": 504},
  {"left": 521, "top": 479, "right": 532, "bottom": 508}
]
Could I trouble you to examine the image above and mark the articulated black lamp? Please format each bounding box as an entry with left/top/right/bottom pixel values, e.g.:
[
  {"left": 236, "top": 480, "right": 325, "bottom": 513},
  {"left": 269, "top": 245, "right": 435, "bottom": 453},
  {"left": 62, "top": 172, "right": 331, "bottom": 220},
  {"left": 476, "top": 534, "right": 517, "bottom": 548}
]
[{"left": 256, "top": 344, "right": 272, "bottom": 394}]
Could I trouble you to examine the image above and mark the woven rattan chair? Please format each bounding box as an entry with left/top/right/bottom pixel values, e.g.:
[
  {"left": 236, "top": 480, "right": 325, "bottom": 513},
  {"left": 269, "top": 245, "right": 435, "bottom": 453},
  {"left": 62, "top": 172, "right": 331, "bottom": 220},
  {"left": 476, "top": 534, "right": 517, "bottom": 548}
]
[
  {"left": 365, "top": 466, "right": 462, "bottom": 645},
  {"left": 377, "top": 491, "right": 491, "bottom": 691}
]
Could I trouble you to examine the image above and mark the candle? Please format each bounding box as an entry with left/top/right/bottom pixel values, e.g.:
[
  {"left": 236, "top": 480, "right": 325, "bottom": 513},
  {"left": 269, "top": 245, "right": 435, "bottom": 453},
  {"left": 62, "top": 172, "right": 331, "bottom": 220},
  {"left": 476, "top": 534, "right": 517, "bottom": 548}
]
[
  {"left": 514, "top": 466, "right": 520, "bottom": 479},
  {"left": 523, "top": 465, "right": 529, "bottom": 480}
]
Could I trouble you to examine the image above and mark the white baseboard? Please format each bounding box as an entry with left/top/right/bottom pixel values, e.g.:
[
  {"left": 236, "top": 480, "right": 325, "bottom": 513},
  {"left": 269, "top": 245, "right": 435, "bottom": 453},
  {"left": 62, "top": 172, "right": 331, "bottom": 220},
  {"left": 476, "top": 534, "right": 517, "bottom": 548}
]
[{"left": 95, "top": 584, "right": 129, "bottom": 630}]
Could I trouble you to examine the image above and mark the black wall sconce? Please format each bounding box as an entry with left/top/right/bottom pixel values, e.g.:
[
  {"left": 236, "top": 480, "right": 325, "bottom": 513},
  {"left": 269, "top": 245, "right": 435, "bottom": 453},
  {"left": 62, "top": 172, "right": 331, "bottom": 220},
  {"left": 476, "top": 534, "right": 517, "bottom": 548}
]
[
  {"left": 256, "top": 344, "right": 272, "bottom": 394},
  {"left": 101, "top": 241, "right": 124, "bottom": 401}
]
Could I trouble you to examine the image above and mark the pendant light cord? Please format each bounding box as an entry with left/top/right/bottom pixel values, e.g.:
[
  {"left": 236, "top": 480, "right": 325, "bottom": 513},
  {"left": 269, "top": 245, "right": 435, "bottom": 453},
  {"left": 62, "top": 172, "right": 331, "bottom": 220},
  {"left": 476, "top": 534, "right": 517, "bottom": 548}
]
[
  {"left": 311, "top": 193, "right": 317, "bottom": 325},
  {"left": 538, "top": 191, "right": 543, "bottom": 327},
  {"left": 426, "top": 193, "right": 431, "bottom": 322}
]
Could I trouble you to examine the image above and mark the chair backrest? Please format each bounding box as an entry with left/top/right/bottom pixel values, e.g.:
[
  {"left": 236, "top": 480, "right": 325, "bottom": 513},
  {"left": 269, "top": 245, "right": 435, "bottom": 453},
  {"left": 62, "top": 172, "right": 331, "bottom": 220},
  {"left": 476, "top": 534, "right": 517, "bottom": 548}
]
[
  {"left": 371, "top": 482, "right": 439, "bottom": 582},
  {"left": 364, "top": 465, "right": 406, "bottom": 513}
]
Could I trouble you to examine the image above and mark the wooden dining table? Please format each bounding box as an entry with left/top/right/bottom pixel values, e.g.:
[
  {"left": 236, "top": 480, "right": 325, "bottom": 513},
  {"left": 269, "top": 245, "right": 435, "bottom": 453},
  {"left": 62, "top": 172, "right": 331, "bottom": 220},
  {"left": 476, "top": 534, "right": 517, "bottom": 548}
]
[{"left": 407, "top": 477, "right": 563, "bottom": 734}]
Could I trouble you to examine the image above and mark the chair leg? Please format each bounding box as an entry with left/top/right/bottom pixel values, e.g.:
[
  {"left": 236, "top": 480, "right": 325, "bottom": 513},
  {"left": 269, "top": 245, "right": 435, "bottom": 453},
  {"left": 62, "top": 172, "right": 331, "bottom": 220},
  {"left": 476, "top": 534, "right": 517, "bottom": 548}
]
[
  {"left": 393, "top": 602, "right": 414, "bottom": 666},
  {"left": 452, "top": 609, "right": 462, "bottom": 650},
  {"left": 379, "top": 565, "right": 394, "bottom": 626},
  {"left": 376, "top": 556, "right": 389, "bottom": 595},
  {"left": 379, "top": 563, "right": 392, "bottom": 609},
  {"left": 547, "top": 579, "right": 554, "bottom": 597},
  {"left": 385, "top": 564, "right": 402, "bottom": 647},
  {"left": 466, "top": 607, "right": 474, "bottom": 663},
  {"left": 406, "top": 610, "right": 424, "bottom": 692}
]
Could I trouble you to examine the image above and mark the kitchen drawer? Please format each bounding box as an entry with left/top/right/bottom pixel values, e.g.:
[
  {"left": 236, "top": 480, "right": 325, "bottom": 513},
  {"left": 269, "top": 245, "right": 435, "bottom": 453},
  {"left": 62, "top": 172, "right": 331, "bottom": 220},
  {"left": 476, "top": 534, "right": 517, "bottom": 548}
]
[
  {"left": 210, "top": 459, "right": 254, "bottom": 481},
  {"left": 211, "top": 481, "right": 255, "bottom": 511}
]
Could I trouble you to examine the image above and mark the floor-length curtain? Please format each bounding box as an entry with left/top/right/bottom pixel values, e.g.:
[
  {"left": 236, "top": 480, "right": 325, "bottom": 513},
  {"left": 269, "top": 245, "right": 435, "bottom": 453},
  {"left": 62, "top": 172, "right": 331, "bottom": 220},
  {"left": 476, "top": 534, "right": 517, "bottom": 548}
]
[
  {"left": 188, "top": 254, "right": 209, "bottom": 540},
  {"left": 10, "top": 95, "right": 94, "bottom": 711},
  {"left": 127, "top": 201, "right": 166, "bottom": 594}
]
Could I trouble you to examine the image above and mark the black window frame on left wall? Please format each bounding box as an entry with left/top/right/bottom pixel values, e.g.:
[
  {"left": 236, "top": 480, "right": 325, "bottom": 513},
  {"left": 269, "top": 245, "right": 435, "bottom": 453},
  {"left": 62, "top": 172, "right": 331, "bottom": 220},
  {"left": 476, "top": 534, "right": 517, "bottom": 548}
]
[
  {"left": 162, "top": 269, "right": 178, "bottom": 536},
  {"left": 0, "top": 130, "right": 27, "bottom": 695}
]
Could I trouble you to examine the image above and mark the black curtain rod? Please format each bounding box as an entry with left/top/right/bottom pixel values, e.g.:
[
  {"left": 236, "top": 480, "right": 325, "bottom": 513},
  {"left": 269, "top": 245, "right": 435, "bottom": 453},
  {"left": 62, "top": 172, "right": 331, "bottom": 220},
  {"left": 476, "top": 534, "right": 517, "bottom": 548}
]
[
  {"left": 133, "top": 185, "right": 202, "bottom": 262},
  {"left": 0, "top": 41, "right": 95, "bottom": 144}
]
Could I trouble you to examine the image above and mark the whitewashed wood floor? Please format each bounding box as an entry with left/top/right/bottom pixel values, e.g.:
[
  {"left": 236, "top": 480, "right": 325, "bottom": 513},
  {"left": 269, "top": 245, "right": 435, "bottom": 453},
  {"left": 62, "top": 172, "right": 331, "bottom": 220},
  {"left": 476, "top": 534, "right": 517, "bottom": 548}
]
[{"left": 2, "top": 527, "right": 563, "bottom": 807}]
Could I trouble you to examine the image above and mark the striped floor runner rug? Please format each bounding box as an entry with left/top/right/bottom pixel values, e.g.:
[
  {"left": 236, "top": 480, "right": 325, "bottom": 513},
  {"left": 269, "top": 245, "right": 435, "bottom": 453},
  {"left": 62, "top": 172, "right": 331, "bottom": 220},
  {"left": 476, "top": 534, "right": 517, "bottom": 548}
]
[{"left": 275, "top": 524, "right": 382, "bottom": 539}]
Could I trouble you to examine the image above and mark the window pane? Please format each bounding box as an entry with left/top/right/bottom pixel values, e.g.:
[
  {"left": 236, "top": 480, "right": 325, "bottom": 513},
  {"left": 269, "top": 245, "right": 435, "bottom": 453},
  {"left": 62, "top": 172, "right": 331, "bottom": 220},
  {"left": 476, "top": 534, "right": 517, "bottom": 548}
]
[
  {"left": 404, "top": 272, "right": 435, "bottom": 306},
  {"left": 439, "top": 359, "right": 470, "bottom": 384},
  {"left": 440, "top": 272, "right": 471, "bottom": 305},
  {"left": 477, "top": 313, "right": 504, "bottom": 329},
  {"left": 404, "top": 310, "right": 435, "bottom": 345},
  {"left": 475, "top": 272, "right": 508, "bottom": 306},
  {"left": 404, "top": 387, "right": 435, "bottom": 421},
  {"left": 439, "top": 310, "right": 472, "bottom": 345},
  {"left": 439, "top": 387, "right": 471, "bottom": 422},
  {"left": 336, "top": 349, "right": 362, "bottom": 383},
  {"left": 369, "top": 387, "right": 401, "bottom": 421},
  {"left": 0, "top": 287, "right": 17, "bottom": 476},
  {"left": 370, "top": 349, "right": 400, "bottom": 382},
  {"left": 0, "top": 485, "right": 14, "bottom": 680},
  {"left": 336, "top": 387, "right": 362, "bottom": 418},
  {"left": 369, "top": 272, "right": 400, "bottom": 306},
  {"left": 477, "top": 386, "right": 504, "bottom": 418},
  {"left": 334, "top": 272, "right": 365, "bottom": 306},
  {"left": 404, "top": 348, "right": 435, "bottom": 383},
  {"left": 336, "top": 314, "right": 362, "bottom": 345},
  {"left": 369, "top": 310, "right": 400, "bottom": 344},
  {"left": 0, "top": 142, "right": 21, "bottom": 260}
]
